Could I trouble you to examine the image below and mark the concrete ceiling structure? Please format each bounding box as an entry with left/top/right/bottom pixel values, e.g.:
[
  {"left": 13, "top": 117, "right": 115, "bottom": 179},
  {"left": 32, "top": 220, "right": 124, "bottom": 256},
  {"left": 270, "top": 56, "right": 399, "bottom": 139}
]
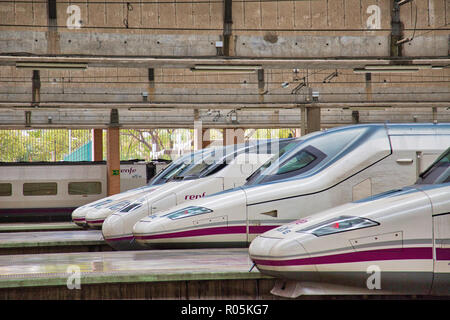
[{"left": 0, "top": 0, "right": 448, "bottom": 129}]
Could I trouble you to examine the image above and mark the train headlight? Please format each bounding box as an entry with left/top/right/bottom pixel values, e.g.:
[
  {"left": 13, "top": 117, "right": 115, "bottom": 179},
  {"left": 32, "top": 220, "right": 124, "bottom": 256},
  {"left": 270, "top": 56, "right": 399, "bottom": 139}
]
[
  {"left": 164, "top": 206, "right": 212, "bottom": 220},
  {"left": 298, "top": 215, "right": 379, "bottom": 237}
]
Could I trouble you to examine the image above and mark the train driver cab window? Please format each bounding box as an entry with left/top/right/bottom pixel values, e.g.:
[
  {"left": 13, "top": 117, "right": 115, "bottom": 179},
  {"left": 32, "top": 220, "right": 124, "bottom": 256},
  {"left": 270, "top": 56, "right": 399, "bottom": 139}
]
[
  {"left": 245, "top": 139, "right": 301, "bottom": 185},
  {"left": 0, "top": 183, "right": 12, "bottom": 196},
  {"left": 171, "top": 148, "right": 227, "bottom": 180},
  {"left": 23, "top": 182, "right": 57, "bottom": 196},
  {"left": 68, "top": 182, "right": 102, "bottom": 195},
  {"left": 416, "top": 147, "right": 450, "bottom": 185},
  {"left": 257, "top": 146, "right": 326, "bottom": 183},
  {"left": 246, "top": 127, "right": 368, "bottom": 185},
  {"left": 149, "top": 153, "right": 196, "bottom": 185},
  {"left": 277, "top": 147, "right": 320, "bottom": 174}
]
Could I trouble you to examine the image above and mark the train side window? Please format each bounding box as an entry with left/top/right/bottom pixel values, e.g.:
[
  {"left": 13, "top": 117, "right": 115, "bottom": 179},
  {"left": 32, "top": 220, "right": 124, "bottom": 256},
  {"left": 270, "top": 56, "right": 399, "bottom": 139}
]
[
  {"left": 68, "top": 182, "right": 102, "bottom": 195},
  {"left": 23, "top": 182, "right": 57, "bottom": 196},
  {"left": 0, "top": 183, "right": 12, "bottom": 196}
]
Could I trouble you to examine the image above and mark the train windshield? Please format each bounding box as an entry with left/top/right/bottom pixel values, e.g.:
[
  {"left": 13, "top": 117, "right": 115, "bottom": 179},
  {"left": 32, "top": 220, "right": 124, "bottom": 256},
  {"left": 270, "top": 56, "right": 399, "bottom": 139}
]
[
  {"left": 416, "top": 147, "right": 450, "bottom": 185},
  {"left": 245, "top": 127, "right": 369, "bottom": 185},
  {"left": 148, "top": 149, "right": 212, "bottom": 185},
  {"left": 245, "top": 139, "right": 301, "bottom": 184},
  {"left": 169, "top": 147, "right": 231, "bottom": 180},
  {"left": 172, "top": 139, "right": 295, "bottom": 180}
]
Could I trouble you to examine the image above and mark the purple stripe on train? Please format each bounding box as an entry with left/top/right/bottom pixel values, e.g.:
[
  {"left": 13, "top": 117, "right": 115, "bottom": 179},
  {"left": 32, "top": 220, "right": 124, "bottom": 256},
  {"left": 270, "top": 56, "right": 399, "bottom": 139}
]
[
  {"left": 253, "top": 247, "right": 434, "bottom": 266},
  {"left": 86, "top": 219, "right": 104, "bottom": 224},
  {"left": 436, "top": 248, "right": 450, "bottom": 261},
  {"left": 134, "top": 225, "right": 280, "bottom": 240}
]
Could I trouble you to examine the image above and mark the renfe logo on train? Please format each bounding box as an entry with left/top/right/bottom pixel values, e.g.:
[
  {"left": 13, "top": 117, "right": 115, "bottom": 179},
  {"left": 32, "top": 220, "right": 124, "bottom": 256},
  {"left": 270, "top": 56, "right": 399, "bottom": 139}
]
[{"left": 185, "top": 192, "right": 206, "bottom": 200}]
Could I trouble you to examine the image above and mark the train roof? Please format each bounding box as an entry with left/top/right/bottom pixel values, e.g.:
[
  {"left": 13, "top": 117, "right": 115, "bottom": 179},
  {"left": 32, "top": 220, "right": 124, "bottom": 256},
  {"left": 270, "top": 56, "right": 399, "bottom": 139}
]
[
  {"left": 385, "top": 123, "right": 450, "bottom": 135},
  {"left": 322, "top": 123, "right": 450, "bottom": 135},
  {"left": 244, "top": 123, "right": 450, "bottom": 186},
  {"left": 0, "top": 159, "right": 172, "bottom": 166}
]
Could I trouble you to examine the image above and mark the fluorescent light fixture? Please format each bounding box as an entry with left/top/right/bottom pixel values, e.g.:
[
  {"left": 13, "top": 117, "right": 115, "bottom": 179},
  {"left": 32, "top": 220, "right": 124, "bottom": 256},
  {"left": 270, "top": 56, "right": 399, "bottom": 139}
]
[
  {"left": 353, "top": 68, "right": 419, "bottom": 73},
  {"left": 363, "top": 64, "right": 432, "bottom": 70},
  {"left": 16, "top": 62, "right": 88, "bottom": 70},
  {"left": 354, "top": 64, "right": 434, "bottom": 74},
  {"left": 127, "top": 107, "right": 176, "bottom": 111},
  {"left": 191, "top": 65, "right": 262, "bottom": 73},
  {"left": 349, "top": 106, "right": 391, "bottom": 110}
]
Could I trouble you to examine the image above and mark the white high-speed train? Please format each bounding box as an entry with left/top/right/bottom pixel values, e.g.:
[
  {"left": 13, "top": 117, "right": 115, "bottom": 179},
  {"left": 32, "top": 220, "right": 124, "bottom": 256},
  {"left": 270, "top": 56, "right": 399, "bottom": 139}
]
[
  {"left": 132, "top": 123, "right": 450, "bottom": 249},
  {"left": 71, "top": 149, "right": 214, "bottom": 227},
  {"left": 102, "top": 139, "right": 295, "bottom": 250},
  {"left": 249, "top": 147, "right": 450, "bottom": 296}
]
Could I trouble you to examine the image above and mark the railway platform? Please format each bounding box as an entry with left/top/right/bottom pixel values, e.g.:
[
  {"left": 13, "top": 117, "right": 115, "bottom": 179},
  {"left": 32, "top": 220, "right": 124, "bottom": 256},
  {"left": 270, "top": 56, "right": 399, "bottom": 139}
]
[
  {"left": 0, "top": 248, "right": 275, "bottom": 299},
  {"left": 0, "top": 222, "right": 83, "bottom": 233},
  {"left": 0, "top": 230, "right": 111, "bottom": 255}
]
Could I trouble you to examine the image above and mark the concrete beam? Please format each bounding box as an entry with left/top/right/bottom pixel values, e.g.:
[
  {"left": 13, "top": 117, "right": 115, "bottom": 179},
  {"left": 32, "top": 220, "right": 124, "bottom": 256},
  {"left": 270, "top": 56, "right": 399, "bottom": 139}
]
[
  {"left": 0, "top": 101, "right": 448, "bottom": 110},
  {"left": 0, "top": 108, "right": 448, "bottom": 130},
  {"left": 1, "top": 55, "right": 449, "bottom": 69}
]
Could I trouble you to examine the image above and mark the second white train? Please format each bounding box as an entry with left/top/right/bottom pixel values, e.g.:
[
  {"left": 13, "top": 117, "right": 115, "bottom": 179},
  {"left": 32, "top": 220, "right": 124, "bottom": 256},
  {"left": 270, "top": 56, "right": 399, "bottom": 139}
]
[{"left": 132, "top": 124, "right": 450, "bottom": 248}]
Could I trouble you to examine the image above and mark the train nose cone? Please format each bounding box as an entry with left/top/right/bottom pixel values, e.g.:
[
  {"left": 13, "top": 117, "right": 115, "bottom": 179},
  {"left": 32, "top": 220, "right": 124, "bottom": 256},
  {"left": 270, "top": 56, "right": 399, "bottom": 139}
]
[
  {"left": 249, "top": 236, "right": 310, "bottom": 276},
  {"left": 249, "top": 235, "right": 303, "bottom": 259},
  {"left": 72, "top": 207, "right": 88, "bottom": 226},
  {"left": 85, "top": 208, "right": 110, "bottom": 228},
  {"left": 103, "top": 213, "right": 144, "bottom": 250},
  {"left": 102, "top": 214, "right": 125, "bottom": 245},
  {"left": 132, "top": 217, "right": 167, "bottom": 247}
]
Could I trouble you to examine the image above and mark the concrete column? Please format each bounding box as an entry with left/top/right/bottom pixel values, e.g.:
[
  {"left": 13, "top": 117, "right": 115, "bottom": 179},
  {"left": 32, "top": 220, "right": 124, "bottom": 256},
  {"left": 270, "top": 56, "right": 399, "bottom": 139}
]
[
  {"left": 306, "top": 107, "right": 321, "bottom": 134},
  {"left": 432, "top": 107, "right": 438, "bottom": 122},
  {"left": 223, "top": 0, "right": 233, "bottom": 56},
  {"left": 193, "top": 112, "right": 203, "bottom": 151},
  {"left": 92, "top": 129, "right": 103, "bottom": 161},
  {"left": 107, "top": 127, "right": 120, "bottom": 196},
  {"left": 31, "top": 70, "right": 40, "bottom": 106},
  {"left": 223, "top": 128, "right": 245, "bottom": 145},
  {"left": 202, "top": 129, "right": 211, "bottom": 149},
  {"left": 300, "top": 106, "right": 307, "bottom": 136},
  {"left": 193, "top": 126, "right": 202, "bottom": 151}
]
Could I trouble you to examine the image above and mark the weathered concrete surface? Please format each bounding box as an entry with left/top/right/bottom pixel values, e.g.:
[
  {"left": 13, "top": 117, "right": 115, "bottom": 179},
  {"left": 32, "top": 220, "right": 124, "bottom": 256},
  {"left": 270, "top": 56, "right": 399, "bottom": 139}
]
[
  {"left": 234, "top": 34, "right": 390, "bottom": 57},
  {"left": 0, "top": 1, "right": 448, "bottom": 131},
  {"left": 0, "top": 108, "right": 448, "bottom": 129},
  {"left": 0, "top": 30, "right": 221, "bottom": 56},
  {"left": 1, "top": 66, "right": 449, "bottom": 106},
  {"left": 0, "top": 0, "right": 448, "bottom": 57}
]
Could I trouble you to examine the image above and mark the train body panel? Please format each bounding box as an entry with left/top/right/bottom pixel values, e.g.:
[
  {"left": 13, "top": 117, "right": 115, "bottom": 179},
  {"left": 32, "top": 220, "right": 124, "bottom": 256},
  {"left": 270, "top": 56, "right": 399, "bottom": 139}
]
[
  {"left": 249, "top": 147, "right": 450, "bottom": 296},
  {"left": 103, "top": 143, "right": 283, "bottom": 250},
  {"left": 71, "top": 151, "right": 209, "bottom": 227},
  {"left": 0, "top": 160, "right": 168, "bottom": 222},
  {"left": 425, "top": 185, "right": 450, "bottom": 295},
  {"left": 133, "top": 188, "right": 249, "bottom": 248},
  {"left": 1, "top": 164, "right": 106, "bottom": 210},
  {"left": 83, "top": 185, "right": 162, "bottom": 228},
  {"left": 132, "top": 124, "right": 450, "bottom": 249}
]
